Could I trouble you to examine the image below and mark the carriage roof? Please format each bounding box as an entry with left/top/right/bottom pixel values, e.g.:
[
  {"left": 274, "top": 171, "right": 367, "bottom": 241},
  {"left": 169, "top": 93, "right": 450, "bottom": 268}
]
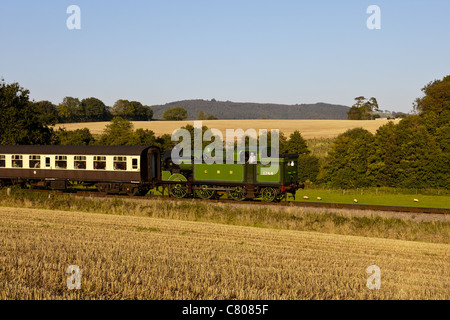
[{"left": 0, "top": 145, "right": 156, "bottom": 156}]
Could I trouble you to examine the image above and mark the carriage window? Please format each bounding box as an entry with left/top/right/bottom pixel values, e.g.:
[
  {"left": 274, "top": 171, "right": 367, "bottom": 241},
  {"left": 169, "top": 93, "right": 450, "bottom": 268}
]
[
  {"left": 132, "top": 158, "right": 138, "bottom": 170},
  {"left": 45, "top": 157, "right": 51, "bottom": 168},
  {"left": 113, "top": 156, "right": 127, "bottom": 170},
  {"left": 94, "top": 156, "right": 106, "bottom": 170},
  {"left": 0, "top": 155, "right": 5, "bottom": 168},
  {"left": 74, "top": 156, "right": 86, "bottom": 169},
  {"left": 55, "top": 156, "right": 67, "bottom": 169},
  {"left": 29, "top": 155, "right": 41, "bottom": 168},
  {"left": 12, "top": 155, "right": 23, "bottom": 168}
]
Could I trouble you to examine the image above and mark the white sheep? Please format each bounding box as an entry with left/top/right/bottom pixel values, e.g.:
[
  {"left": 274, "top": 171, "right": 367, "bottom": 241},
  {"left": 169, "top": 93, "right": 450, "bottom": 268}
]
[
  {"left": 353, "top": 199, "right": 358, "bottom": 203},
  {"left": 413, "top": 199, "right": 419, "bottom": 202},
  {"left": 303, "top": 196, "right": 309, "bottom": 199},
  {"left": 316, "top": 197, "right": 322, "bottom": 200}
]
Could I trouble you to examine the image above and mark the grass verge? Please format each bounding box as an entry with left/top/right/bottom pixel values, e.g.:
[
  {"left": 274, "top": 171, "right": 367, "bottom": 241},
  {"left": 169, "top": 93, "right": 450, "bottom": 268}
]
[
  {"left": 1, "top": 188, "right": 448, "bottom": 244},
  {"left": 294, "top": 187, "right": 450, "bottom": 208}
]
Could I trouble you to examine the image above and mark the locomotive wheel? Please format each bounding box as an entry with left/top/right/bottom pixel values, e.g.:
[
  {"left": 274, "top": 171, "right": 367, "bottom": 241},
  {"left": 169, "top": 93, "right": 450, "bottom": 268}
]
[
  {"left": 196, "top": 185, "right": 216, "bottom": 199},
  {"left": 169, "top": 182, "right": 188, "bottom": 198},
  {"left": 168, "top": 174, "right": 189, "bottom": 198},
  {"left": 261, "top": 187, "right": 277, "bottom": 202},
  {"left": 227, "top": 186, "right": 246, "bottom": 201}
]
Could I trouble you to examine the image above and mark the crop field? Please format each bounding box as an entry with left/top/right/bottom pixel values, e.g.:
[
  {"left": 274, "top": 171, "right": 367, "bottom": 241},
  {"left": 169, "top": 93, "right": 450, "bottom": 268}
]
[
  {"left": 0, "top": 188, "right": 448, "bottom": 300},
  {"left": 0, "top": 206, "right": 448, "bottom": 300},
  {"left": 54, "top": 119, "right": 400, "bottom": 139}
]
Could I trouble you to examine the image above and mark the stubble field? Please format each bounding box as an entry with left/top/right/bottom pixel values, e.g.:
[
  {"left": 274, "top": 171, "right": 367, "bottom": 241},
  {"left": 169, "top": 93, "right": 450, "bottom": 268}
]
[
  {"left": 55, "top": 119, "right": 400, "bottom": 139},
  {"left": 0, "top": 205, "right": 448, "bottom": 300}
]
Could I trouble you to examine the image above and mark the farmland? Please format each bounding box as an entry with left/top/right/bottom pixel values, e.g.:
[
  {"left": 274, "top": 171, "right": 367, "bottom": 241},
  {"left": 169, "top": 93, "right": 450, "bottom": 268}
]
[
  {"left": 54, "top": 119, "right": 400, "bottom": 139},
  {"left": 0, "top": 205, "right": 448, "bottom": 300},
  {"left": 0, "top": 186, "right": 448, "bottom": 300}
]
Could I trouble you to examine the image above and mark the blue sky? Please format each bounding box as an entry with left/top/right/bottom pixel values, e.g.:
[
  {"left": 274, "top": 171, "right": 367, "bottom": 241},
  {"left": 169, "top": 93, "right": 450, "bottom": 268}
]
[{"left": 1, "top": 0, "right": 449, "bottom": 113}]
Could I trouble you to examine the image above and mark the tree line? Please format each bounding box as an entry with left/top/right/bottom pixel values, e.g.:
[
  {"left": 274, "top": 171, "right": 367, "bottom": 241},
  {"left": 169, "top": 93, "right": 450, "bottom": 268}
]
[
  {"left": 35, "top": 97, "right": 154, "bottom": 123},
  {"left": 30, "top": 95, "right": 206, "bottom": 123},
  {"left": 151, "top": 99, "right": 350, "bottom": 120},
  {"left": 328, "top": 75, "right": 449, "bottom": 189},
  {"left": 1, "top": 76, "right": 448, "bottom": 189}
]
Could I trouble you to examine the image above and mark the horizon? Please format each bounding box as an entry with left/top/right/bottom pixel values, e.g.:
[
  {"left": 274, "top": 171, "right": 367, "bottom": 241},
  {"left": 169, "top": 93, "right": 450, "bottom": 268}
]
[{"left": 1, "top": 0, "right": 449, "bottom": 114}]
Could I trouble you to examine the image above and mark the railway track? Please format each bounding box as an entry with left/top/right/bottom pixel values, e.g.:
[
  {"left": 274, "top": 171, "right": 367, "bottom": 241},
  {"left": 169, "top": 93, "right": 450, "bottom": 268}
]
[{"left": 25, "top": 188, "right": 450, "bottom": 215}]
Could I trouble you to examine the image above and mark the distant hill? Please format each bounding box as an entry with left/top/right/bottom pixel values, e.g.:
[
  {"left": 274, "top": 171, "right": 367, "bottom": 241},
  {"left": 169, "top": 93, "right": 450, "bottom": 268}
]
[{"left": 151, "top": 100, "right": 350, "bottom": 120}]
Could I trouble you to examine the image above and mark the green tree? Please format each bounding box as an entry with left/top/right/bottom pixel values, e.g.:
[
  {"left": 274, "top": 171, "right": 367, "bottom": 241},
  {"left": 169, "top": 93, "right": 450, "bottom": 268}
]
[
  {"left": 297, "top": 154, "right": 320, "bottom": 183},
  {"left": 407, "top": 75, "right": 450, "bottom": 188},
  {"left": 369, "top": 115, "right": 447, "bottom": 188},
  {"left": 371, "top": 121, "right": 400, "bottom": 187},
  {"left": 57, "top": 96, "right": 81, "bottom": 123},
  {"left": 347, "top": 96, "right": 366, "bottom": 120},
  {"left": 177, "top": 124, "right": 213, "bottom": 152},
  {"left": 346, "top": 106, "right": 363, "bottom": 120},
  {"left": 111, "top": 99, "right": 134, "bottom": 118},
  {"left": 197, "top": 110, "right": 218, "bottom": 120},
  {"left": 0, "top": 80, "right": 54, "bottom": 145},
  {"left": 56, "top": 128, "right": 94, "bottom": 145},
  {"left": 156, "top": 133, "right": 175, "bottom": 154},
  {"left": 286, "top": 131, "right": 310, "bottom": 155},
  {"left": 112, "top": 99, "right": 153, "bottom": 121},
  {"left": 96, "top": 117, "right": 161, "bottom": 147},
  {"left": 197, "top": 110, "right": 207, "bottom": 120},
  {"left": 435, "top": 123, "right": 450, "bottom": 188},
  {"left": 131, "top": 101, "right": 153, "bottom": 121},
  {"left": 163, "top": 107, "right": 188, "bottom": 121},
  {"left": 285, "top": 131, "right": 319, "bottom": 182},
  {"left": 33, "top": 100, "right": 58, "bottom": 125},
  {"left": 366, "top": 97, "right": 380, "bottom": 120},
  {"left": 414, "top": 75, "right": 450, "bottom": 116},
  {"left": 96, "top": 117, "right": 136, "bottom": 145},
  {"left": 80, "top": 97, "right": 110, "bottom": 122},
  {"left": 133, "top": 128, "right": 158, "bottom": 145},
  {"left": 323, "top": 128, "right": 376, "bottom": 188},
  {"left": 414, "top": 75, "right": 450, "bottom": 132},
  {"left": 390, "top": 116, "right": 445, "bottom": 188},
  {"left": 347, "top": 96, "right": 379, "bottom": 120}
]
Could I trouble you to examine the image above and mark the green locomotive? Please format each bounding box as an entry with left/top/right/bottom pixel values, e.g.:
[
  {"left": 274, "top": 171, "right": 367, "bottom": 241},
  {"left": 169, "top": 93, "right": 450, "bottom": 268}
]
[{"left": 161, "top": 148, "right": 302, "bottom": 202}]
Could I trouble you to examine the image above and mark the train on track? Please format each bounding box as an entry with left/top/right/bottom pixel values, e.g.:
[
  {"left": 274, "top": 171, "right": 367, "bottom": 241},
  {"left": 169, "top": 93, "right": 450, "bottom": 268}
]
[{"left": 0, "top": 145, "right": 302, "bottom": 202}]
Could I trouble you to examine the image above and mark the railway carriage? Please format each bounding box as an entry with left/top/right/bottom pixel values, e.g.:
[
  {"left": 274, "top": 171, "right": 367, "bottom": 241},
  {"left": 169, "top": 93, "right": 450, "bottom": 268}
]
[{"left": 0, "top": 145, "right": 161, "bottom": 195}]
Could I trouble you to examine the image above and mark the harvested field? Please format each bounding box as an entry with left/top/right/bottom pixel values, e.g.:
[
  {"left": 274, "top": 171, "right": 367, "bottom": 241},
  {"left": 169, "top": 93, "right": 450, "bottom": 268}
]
[
  {"left": 0, "top": 206, "right": 448, "bottom": 300},
  {"left": 54, "top": 119, "right": 400, "bottom": 139},
  {"left": 1, "top": 189, "right": 448, "bottom": 243}
]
